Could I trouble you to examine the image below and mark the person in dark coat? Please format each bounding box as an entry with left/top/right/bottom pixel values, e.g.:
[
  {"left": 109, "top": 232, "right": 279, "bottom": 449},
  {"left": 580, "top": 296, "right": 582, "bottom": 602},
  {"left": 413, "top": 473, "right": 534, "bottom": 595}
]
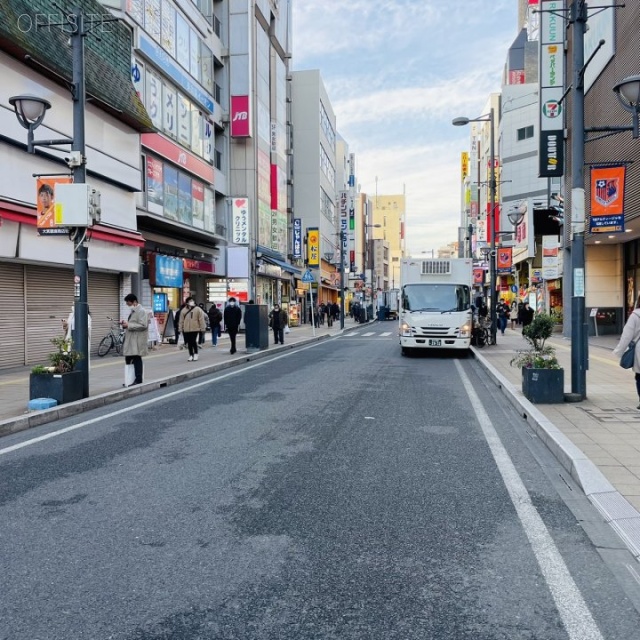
[
  {"left": 521, "top": 301, "right": 535, "bottom": 330},
  {"left": 223, "top": 297, "right": 242, "bottom": 354},
  {"left": 268, "top": 303, "right": 288, "bottom": 345},
  {"left": 331, "top": 302, "right": 340, "bottom": 323},
  {"left": 208, "top": 304, "right": 223, "bottom": 347}
]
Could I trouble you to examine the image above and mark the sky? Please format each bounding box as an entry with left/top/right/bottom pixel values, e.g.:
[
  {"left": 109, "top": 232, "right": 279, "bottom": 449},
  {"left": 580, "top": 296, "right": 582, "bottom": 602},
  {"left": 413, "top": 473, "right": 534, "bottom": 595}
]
[{"left": 292, "top": 0, "right": 519, "bottom": 256}]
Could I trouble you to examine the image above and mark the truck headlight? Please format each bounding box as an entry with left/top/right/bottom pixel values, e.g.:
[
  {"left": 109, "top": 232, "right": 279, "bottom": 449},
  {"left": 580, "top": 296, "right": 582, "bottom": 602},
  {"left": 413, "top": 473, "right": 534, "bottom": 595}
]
[
  {"left": 459, "top": 323, "right": 471, "bottom": 337},
  {"left": 400, "top": 322, "right": 411, "bottom": 337}
]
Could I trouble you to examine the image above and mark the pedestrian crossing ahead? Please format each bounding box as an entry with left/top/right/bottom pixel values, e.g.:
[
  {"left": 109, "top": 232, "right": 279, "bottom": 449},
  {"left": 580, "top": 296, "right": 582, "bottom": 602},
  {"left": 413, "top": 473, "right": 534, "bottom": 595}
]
[{"left": 340, "top": 330, "right": 396, "bottom": 339}]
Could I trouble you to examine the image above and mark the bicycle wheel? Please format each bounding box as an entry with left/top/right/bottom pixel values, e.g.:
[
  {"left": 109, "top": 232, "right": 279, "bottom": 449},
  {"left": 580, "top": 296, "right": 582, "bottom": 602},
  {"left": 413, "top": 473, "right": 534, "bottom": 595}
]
[
  {"left": 97, "top": 335, "right": 114, "bottom": 357},
  {"left": 115, "top": 333, "right": 124, "bottom": 355},
  {"left": 485, "top": 329, "right": 496, "bottom": 346}
]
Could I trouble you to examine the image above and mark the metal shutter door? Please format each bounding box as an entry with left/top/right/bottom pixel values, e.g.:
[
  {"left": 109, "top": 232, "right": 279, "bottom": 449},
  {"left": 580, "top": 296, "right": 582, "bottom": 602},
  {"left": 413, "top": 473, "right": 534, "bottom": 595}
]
[
  {"left": 88, "top": 272, "right": 120, "bottom": 355},
  {"left": 0, "top": 264, "right": 26, "bottom": 369},
  {"left": 26, "top": 266, "right": 74, "bottom": 365}
]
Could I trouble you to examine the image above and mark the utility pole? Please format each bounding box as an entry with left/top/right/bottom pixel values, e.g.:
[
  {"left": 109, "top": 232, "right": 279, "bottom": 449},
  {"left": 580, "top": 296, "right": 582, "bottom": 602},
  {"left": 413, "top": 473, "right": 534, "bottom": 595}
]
[{"left": 569, "top": 0, "right": 588, "bottom": 400}]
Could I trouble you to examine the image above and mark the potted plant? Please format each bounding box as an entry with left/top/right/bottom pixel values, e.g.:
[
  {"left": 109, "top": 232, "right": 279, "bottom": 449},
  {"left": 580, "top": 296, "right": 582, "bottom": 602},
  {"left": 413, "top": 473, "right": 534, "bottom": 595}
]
[
  {"left": 29, "top": 337, "right": 84, "bottom": 405},
  {"left": 511, "top": 313, "right": 564, "bottom": 403}
]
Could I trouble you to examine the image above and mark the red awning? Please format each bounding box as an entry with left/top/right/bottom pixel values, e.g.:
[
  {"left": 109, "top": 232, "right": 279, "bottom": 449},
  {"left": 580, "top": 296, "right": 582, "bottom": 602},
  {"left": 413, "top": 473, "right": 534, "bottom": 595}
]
[{"left": 0, "top": 200, "right": 145, "bottom": 247}]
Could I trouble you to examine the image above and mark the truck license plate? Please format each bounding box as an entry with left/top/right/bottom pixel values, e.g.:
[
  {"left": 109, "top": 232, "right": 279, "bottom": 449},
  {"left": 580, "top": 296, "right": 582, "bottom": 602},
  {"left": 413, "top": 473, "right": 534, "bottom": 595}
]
[{"left": 428, "top": 339, "right": 442, "bottom": 346}]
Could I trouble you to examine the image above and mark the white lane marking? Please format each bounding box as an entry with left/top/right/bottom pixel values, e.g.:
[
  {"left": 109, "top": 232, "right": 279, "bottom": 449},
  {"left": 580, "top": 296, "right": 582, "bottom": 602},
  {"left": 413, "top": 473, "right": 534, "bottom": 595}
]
[
  {"left": 454, "top": 360, "right": 604, "bottom": 640},
  {"left": 380, "top": 332, "right": 392, "bottom": 337},
  {"left": 0, "top": 342, "right": 324, "bottom": 457},
  {"left": 361, "top": 332, "right": 375, "bottom": 337}
]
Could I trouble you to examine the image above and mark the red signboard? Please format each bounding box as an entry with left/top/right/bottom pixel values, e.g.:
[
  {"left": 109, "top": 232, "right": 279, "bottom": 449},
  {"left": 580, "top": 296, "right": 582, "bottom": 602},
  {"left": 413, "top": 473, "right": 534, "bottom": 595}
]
[
  {"left": 141, "top": 133, "right": 214, "bottom": 183},
  {"left": 183, "top": 258, "right": 215, "bottom": 274},
  {"left": 230, "top": 95, "right": 251, "bottom": 137},
  {"left": 271, "top": 164, "right": 278, "bottom": 210},
  {"left": 509, "top": 70, "right": 526, "bottom": 85}
]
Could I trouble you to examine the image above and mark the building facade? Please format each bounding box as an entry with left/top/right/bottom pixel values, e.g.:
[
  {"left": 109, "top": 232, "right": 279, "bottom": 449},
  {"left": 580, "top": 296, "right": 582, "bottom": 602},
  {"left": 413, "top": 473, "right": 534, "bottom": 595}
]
[{"left": 0, "top": 0, "right": 151, "bottom": 369}]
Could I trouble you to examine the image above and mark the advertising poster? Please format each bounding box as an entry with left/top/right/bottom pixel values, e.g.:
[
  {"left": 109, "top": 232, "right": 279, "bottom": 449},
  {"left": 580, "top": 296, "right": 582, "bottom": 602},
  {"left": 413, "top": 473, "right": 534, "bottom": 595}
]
[
  {"left": 590, "top": 165, "right": 626, "bottom": 233},
  {"left": 542, "top": 235, "right": 560, "bottom": 279},
  {"left": 36, "top": 176, "right": 72, "bottom": 236},
  {"left": 145, "top": 0, "right": 161, "bottom": 42},
  {"left": 176, "top": 13, "right": 190, "bottom": 71},
  {"left": 161, "top": 0, "right": 176, "bottom": 56},
  {"left": 146, "top": 70, "right": 162, "bottom": 129},
  {"left": 192, "top": 180, "right": 204, "bottom": 229},
  {"left": 496, "top": 247, "right": 513, "bottom": 273},
  {"left": 178, "top": 173, "right": 192, "bottom": 225},
  {"left": 163, "top": 83, "right": 177, "bottom": 139},
  {"left": 177, "top": 93, "right": 191, "bottom": 148},
  {"left": 232, "top": 198, "right": 249, "bottom": 245},
  {"left": 204, "top": 187, "right": 215, "bottom": 232},
  {"left": 293, "top": 218, "right": 302, "bottom": 258},
  {"left": 146, "top": 156, "right": 164, "bottom": 213},
  {"left": 163, "top": 165, "right": 178, "bottom": 220}
]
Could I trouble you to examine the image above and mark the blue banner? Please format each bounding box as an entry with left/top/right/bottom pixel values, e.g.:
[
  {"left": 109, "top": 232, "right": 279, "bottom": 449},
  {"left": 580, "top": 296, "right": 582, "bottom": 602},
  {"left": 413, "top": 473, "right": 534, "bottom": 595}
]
[
  {"left": 155, "top": 255, "right": 183, "bottom": 288},
  {"left": 293, "top": 218, "right": 302, "bottom": 258}
]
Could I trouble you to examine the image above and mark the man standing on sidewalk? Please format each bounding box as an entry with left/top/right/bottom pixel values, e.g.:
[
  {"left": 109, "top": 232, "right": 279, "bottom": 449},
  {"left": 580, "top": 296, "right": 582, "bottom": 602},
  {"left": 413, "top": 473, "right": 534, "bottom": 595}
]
[
  {"left": 121, "top": 293, "right": 148, "bottom": 385},
  {"left": 224, "top": 297, "right": 242, "bottom": 355}
]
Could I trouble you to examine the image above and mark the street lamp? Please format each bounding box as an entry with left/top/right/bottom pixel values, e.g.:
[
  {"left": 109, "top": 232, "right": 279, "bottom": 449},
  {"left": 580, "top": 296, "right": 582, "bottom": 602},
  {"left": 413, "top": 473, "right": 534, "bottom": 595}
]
[
  {"left": 453, "top": 107, "right": 497, "bottom": 343},
  {"left": 10, "top": 8, "right": 94, "bottom": 399},
  {"left": 613, "top": 75, "right": 640, "bottom": 138}
]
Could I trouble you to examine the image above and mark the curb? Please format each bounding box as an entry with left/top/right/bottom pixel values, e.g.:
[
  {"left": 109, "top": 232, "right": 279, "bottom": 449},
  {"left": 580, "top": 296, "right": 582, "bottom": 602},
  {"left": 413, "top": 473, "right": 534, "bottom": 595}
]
[
  {"left": 471, "top": 346, "right": 640, "bottom": 560},
  {"left": 0, "top": 328, "right": 358, "bottom": 439}
]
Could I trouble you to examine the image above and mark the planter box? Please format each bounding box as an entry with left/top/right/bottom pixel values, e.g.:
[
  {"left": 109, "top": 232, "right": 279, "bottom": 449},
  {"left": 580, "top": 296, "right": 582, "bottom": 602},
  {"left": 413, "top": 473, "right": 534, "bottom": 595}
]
[
  {"left": 29, "top": 371, "right": 84, "bottom": 405},
  {"left": 522, "top": 367, "right": 564, "bottom": 404}
]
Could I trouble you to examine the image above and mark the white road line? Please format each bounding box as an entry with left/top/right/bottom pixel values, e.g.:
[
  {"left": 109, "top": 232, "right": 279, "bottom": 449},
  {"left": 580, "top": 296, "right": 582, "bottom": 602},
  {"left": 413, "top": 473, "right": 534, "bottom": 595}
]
[
  {"left": 361, "top": 332, "right": 375, "bottom": 337},
  {"left": 0, "top": 341, "right": 324, "bottom": 457},
  {"left": 379, "top": 332, "right": 392, "bottom": 337},
  {"left": 454, "top": 361, "right": 604, "bottom": 640}
]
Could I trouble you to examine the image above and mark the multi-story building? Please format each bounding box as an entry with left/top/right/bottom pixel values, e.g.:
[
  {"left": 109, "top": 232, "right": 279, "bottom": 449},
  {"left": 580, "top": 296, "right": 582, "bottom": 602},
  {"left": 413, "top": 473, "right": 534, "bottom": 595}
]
[
  {"left": 0, "top": 0, "right": 152, "bottom": 369},
  {"left": 103, "top": 0, "right": 229, "bottom": 317},
  {"left": 290, "top": 69, "right": 338, "bottom": 307},
  {"left": 370, "top": 194, "right": 405, "bottom": 290},
  {"left": 228, "top": 0, "right": 295, "bottom": 309}
]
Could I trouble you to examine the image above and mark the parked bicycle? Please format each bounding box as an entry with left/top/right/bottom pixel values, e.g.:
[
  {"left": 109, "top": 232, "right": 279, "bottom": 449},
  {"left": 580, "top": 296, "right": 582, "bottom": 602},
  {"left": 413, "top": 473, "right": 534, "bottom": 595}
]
[
  {"left": 97, "top": 316, "right": 125, "bottom": 357},
  {"left": 472, "top": 316, "right": 495, "bottom": 348}
]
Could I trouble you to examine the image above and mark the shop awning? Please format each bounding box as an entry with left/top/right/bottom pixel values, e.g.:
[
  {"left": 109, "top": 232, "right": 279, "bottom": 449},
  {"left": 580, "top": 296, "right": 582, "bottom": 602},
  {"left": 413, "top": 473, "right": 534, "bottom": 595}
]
[{"left": 263, "top": 255, "right": 302, "bottom": 274}]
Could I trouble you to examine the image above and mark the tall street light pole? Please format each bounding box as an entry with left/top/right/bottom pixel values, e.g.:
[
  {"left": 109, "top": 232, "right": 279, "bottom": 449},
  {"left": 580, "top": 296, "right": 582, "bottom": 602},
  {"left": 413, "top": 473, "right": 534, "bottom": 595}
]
[{"left": 453, "top": 107, "right": 497, "bottom": 344}]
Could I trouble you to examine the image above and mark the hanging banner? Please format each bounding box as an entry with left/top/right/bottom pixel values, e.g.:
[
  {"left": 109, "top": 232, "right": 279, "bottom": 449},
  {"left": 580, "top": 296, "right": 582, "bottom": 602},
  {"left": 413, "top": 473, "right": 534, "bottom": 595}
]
[
  {"left": 307, "top": 227, "right": 320, "bottom": 267},
  {"left": 473, "top": 268, "right": 485, "bottom": 285},
  {"left": 292, "top": 218, "right": 302, "bottom": 259},
  {"left": 590, "top": 165, "right": 626, "bottom": 233},
  {"left": 542, "top": 235, "right": 560, "bottom": 279},
  {"left": 232, "top": 198, "right": 249, "bottom": 244},
  {"left": 37, "top": 176, "right": 73, "bottom": 236},
  {"left": 496, "top": 247, "right": 513, "bottom": 273},
  {"left": 461, "top": 152, "right": 469, "bottom": 182}
]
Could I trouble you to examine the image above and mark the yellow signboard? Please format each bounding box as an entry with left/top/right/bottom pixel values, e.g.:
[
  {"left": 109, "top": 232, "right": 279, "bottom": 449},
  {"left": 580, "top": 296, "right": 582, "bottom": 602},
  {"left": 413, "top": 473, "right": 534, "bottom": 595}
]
[
  {"left": 307, "top": 227, "right": 319, "bottom": 267},
  {"left": 461, "top": 152, "right": 469, "bottom": 182}
]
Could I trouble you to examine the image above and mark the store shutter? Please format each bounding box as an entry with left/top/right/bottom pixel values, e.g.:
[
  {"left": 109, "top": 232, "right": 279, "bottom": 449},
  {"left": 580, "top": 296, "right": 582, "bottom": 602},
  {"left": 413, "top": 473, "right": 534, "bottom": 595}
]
[
  {"left": 87, "top": 272, "right": 120, "bottom": 354},
  {"left": 0, "top": 264, "right": 26, "bottom": 369},
  {"left": 25, "top": 266, "right": 74, "bottom": 365}
]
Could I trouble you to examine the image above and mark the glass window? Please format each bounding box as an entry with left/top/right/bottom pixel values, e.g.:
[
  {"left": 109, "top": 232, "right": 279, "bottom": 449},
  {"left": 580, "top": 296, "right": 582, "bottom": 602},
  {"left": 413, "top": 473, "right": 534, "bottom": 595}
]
[
  {"left": 176, "top": 12, "right": 190, "bottom": 71},
  {"left": 177, "top": 93, "right": 191, "bottom": 147},
  {"left": 163, "top": 165, "right": 178, "bottom": 220},
  {"left": 178, "top": 173, "right": 192, "bottom": 225},
  {"left": 145, "top": 69, "right": 162, "bottom": 129},
  {"left": 402, "top": 284, "right": 470, "bottom": 312},
  {"left": 161, "top": 0, "right": 176, "bottom": 56},
  {"left": 189, "top": 28, "right": 200, "bottom": 81},
  {"left": 146, "top": 0, "right": 161, "bottom": 41}
]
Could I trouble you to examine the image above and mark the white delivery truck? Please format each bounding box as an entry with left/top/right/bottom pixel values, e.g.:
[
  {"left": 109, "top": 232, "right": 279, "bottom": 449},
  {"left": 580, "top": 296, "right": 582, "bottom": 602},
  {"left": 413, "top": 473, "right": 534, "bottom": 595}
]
[{"left": 399, "top": 258, "right": 474, "bottom": 355}]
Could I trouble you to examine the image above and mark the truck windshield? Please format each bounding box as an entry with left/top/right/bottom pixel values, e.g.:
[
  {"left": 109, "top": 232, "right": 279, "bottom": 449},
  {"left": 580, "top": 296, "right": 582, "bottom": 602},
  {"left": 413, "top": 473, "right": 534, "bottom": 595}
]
[{"left": 402, "top": 284, "right": 470, "bottom": 312}]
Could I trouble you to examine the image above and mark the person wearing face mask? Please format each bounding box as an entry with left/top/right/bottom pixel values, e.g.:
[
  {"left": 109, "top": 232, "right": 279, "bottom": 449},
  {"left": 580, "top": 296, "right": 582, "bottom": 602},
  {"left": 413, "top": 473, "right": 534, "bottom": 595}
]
[
  {"left": 268, "top": 303, "right": 288, "bottom": 345},
  {"left": 223, "top": 297, "right": 242, "bottom": 354},
  {"left": 178, "top": 297, "right": 207, "bottom": 361},
  {"left": 121, "top": 293, "right": 148, "bottom": 385}
]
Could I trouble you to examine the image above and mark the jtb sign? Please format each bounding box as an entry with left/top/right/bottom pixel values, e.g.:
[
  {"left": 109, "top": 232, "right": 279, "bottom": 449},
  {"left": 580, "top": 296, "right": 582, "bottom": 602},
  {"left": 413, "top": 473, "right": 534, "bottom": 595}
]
[{"left": 230, "top": 95, "right": 251, "bottom": 137}]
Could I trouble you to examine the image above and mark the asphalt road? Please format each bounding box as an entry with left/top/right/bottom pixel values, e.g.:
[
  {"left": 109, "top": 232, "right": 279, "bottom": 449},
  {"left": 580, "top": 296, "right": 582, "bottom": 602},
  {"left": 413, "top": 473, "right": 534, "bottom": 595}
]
[{"left": 2, "top": 331, "right": 640, "bottom": 640}]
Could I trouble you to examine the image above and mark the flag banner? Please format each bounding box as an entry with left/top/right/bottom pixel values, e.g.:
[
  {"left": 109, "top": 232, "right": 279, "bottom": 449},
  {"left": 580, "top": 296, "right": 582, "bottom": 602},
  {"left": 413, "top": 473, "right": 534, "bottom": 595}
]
[
  {"left": 590, "top": 165, "right": 625, "bottom": 233},
  {"left": 307, "top": 227, "right": 319, "bottom": 267},
  {"left": 473, "top": 268, "right": 485, "bottom": 285},
  {"left": 37, "top": 176, "right": 73, "bottom": 236},
  {"left": 496, "top": 247, "right": 512, "bottom": 273}
]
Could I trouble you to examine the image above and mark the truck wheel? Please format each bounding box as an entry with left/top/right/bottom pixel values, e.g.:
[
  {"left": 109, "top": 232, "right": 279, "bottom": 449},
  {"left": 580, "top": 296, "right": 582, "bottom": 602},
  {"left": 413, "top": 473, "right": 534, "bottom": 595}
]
[{"left": 401, "top": 347, "right": 412, "bottom": 357}]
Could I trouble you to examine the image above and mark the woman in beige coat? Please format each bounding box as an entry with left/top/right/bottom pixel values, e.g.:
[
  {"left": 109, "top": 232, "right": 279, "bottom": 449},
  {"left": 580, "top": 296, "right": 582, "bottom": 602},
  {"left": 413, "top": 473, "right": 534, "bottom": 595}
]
[
  {"left": 121, "top": 293, "right": 149, "bottom": 385},
  {"left": 613, "top": 295, "right": 640, "bottom": 409},
  {"left": 178, "top": 296, "right": 207, "bottom": 361}
]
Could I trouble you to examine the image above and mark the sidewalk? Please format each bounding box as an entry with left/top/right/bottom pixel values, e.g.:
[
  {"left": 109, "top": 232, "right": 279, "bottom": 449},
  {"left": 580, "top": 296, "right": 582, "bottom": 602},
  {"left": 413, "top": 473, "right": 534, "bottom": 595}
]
[
  {"left": 473, "top": 326, "right": 640, "bottom": 559},
  {"left": 0, "top": 318, "right": 362, "bottom": 433}
]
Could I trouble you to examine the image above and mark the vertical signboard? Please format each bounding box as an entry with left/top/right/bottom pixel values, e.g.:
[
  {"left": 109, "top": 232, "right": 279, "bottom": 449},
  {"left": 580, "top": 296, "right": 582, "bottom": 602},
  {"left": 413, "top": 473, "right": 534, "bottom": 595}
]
[
  {"left": 293, "top": 218, "right": 302, "bottom": 258},
  {"left": 542, "top": 235, "right": 560, "bottom": 279},
  {"left": 230, "top": 95, "right": 251, "bottom": 137},
  {"left": 539, "top": 0, "right": 565, "bottom": 177},
  {"left": 590, "top": 165, "right": 626, "bottom": 233},
  {"left": 232, "top": 198, "right": 249, "bottom": 244},
  {"left": 461, "top": 152, "right": 469, "bottom": 182},
  {"left": 307, "top": 227, "right": 320, "bottom": 267}
]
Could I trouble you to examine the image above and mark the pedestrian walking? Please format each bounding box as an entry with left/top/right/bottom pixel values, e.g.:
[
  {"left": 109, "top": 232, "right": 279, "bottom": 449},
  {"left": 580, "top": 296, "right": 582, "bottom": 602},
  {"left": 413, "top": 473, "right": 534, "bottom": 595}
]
[
  {"left": 497, "top": 298, "right": 510, "bottom": 335},
  {"left": 613, "top": 296, "right": 640, "bottom": 409},
  {"left": 268, "top": 303, "right": 288, "bottom": 345},
  {"left": 224, "top": 296, "right": 242, "bottom": 354},
  {"left": 121, "top": 293, "right": 148, "bottom": 385},
  {"left": 331, "top": 301, "right": 340, "bottom": 323},
  {"left": 521, "top": 301, "right": 534, "bottom": 330},
  {"left": 179, "top": 297, "right": 207, "bottom": 361},
  {"left": 510, "top": 301, "right": 519, "bottom": 330},
  {"left": 207, "top": 303, "right": 223, "bottom": 347}
]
